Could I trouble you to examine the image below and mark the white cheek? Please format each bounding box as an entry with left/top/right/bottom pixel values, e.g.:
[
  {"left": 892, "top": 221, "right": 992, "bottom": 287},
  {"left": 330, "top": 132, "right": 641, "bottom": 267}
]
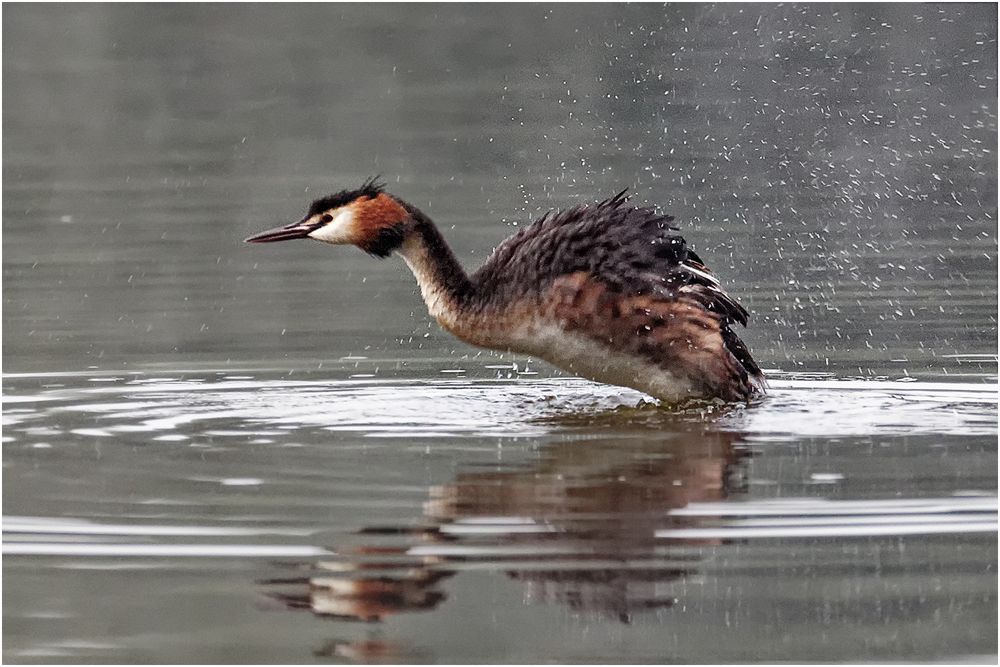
[{"left": 307, "top": 209, "right": 356, "bottom": 244}]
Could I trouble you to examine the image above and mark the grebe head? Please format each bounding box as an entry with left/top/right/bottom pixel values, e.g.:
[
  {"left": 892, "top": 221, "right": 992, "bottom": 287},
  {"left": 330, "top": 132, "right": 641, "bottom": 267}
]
[{"left": 244, "top": 178, "right": 411, "bottom": 257}]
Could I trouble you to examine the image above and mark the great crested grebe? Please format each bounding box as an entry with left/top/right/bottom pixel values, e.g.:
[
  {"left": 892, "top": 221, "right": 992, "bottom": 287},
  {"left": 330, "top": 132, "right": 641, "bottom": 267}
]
[{"left": 245, "top": 179, "right": 765, "bottom": 403}]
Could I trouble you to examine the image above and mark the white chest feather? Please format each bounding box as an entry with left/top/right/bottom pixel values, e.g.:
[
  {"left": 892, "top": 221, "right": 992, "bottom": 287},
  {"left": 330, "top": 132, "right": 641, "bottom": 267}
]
[{"left": 509, "top": 322, "right": 697, "bottom": 403}]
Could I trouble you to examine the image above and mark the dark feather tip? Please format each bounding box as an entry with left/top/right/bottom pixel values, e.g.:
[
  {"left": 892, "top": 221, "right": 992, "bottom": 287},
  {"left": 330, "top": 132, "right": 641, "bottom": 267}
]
[{"left": 306, "top": 177, "right": 386, "bottom": 217}]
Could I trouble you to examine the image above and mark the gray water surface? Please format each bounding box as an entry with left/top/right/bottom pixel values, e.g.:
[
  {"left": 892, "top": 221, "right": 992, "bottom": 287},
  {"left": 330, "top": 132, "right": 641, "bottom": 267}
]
[{"left": 3, "top": 3, "right": 998, "bottom": 664}]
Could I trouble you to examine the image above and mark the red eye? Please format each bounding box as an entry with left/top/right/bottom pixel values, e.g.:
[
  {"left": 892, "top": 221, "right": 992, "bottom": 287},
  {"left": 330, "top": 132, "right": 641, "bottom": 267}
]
[{"left": 321, "top": 213, "right": 334, "bottom": 223}]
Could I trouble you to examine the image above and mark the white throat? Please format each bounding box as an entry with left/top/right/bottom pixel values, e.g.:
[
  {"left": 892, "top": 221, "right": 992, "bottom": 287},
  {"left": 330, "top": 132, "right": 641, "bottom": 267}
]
[{"left": 397, "top": 235, "right": 460, "bottom": 326}]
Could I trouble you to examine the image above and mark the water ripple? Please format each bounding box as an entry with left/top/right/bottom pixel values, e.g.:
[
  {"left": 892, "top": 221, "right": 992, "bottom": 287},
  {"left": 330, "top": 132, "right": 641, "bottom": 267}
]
[{"left": 2, "top": 371, "right": 996, "bottom": 441}]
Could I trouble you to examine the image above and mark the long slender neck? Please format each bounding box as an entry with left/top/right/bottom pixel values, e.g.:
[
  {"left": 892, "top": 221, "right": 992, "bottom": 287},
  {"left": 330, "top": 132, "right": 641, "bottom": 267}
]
[{"left": 396, "top": 212, "right": 474, "bottom": 326}]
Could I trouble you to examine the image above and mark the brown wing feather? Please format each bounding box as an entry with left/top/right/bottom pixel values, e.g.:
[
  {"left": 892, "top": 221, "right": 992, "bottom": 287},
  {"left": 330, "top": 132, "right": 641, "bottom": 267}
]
[
  {"left": 474, "top": 192, "right": 764, "bottom": 399},
  {"left": 545, "top": 272, "right": 760, "bottom": 401}
]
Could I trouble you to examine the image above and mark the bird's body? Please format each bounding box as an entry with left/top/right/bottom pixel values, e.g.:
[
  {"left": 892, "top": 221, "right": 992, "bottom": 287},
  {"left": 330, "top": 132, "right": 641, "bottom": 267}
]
[{"left": 246, "top": 181, "right": 764, "bottom": 403}]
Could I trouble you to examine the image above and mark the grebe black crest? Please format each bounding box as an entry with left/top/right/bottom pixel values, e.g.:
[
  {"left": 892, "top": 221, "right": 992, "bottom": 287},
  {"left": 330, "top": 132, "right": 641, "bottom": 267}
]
[{"left": 246, "top": 180, "right": 765, "bottom": 403}]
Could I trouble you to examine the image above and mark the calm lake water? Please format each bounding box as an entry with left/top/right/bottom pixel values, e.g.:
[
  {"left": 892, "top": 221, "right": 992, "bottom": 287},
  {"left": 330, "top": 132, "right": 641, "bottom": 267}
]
[{"left": 3, "top": 3, "right": 997, "bottom": 664}]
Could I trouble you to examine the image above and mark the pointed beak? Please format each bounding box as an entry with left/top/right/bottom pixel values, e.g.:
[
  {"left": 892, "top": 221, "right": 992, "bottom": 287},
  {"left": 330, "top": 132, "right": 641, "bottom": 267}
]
[{"left": 244, "top": 220, "right": 318, "bottom": 244}]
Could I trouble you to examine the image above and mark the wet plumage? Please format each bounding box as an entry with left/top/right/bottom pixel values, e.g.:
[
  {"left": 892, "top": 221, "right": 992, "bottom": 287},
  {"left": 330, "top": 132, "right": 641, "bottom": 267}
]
[{"left": 245, "top": 181, "right": 765, "bottom": 403}]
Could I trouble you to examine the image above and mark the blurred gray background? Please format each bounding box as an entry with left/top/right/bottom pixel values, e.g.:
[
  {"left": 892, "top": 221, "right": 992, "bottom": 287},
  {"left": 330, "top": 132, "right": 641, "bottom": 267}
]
[{"left": 4, "top": 3, "right": 997, "bottom": 375}]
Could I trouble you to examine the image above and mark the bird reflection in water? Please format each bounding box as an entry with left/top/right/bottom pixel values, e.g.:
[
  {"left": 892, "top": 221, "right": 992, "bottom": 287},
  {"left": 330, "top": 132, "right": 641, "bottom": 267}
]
[
  {"left": 310, "top": 637, "right": 431, "bottom": 664},
  {"left": 262, "top": 424, "right": 749, "bottom": 627}
]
